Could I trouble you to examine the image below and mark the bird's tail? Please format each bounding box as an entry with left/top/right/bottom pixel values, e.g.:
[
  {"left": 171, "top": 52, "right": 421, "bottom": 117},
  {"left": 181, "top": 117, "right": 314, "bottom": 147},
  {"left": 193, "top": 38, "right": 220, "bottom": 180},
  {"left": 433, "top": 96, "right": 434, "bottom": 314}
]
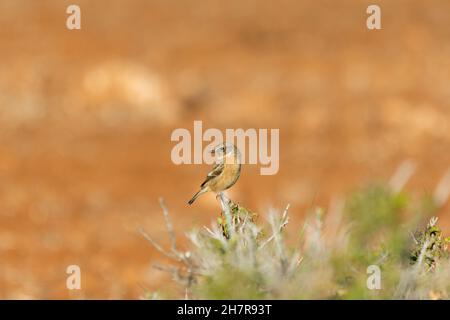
[{"left": 188, "top": 188, "right": 207, "bottom": 205}]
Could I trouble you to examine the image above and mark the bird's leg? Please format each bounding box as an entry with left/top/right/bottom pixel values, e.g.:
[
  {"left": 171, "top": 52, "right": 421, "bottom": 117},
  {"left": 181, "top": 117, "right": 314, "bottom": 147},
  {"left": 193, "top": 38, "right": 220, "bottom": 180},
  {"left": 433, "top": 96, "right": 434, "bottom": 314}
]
[{"left": 217, "top": 192, "right": 234, "bottom": 238}]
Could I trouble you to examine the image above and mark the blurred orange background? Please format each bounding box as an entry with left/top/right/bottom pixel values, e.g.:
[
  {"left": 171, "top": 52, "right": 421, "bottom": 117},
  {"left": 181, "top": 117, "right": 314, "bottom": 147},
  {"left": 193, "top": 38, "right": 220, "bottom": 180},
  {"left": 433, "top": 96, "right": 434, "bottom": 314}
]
[{"left": 0, "top": 0, "right": 449, "bottom": 298}]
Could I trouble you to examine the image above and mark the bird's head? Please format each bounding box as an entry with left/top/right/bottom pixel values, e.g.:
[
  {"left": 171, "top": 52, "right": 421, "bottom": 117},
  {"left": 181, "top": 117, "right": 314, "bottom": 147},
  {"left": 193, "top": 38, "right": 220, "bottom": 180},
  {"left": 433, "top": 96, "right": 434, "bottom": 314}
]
[{"left": 211, "top": 143, "right": 240, "bottom": 163}]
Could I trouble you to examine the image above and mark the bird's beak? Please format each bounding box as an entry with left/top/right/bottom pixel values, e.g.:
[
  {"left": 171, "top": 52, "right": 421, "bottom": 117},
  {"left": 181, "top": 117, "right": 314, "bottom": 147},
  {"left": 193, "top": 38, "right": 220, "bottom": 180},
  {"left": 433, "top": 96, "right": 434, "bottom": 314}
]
[{"left": 210, "top": 149, "right": 216, "bottom": 156}]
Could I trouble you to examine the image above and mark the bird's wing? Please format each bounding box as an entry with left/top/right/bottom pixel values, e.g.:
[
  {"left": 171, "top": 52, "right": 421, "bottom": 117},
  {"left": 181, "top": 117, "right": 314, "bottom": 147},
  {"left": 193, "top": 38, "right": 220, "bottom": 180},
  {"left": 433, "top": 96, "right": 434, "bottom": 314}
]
[{"left": 200, "top": 162, "right": 224, "bottom": 187}]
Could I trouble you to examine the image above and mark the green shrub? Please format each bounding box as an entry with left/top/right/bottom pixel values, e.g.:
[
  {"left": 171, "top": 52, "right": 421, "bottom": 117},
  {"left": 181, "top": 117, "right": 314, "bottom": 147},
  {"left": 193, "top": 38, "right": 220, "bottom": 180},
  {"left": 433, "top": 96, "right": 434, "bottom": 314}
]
[{"left": 142, "top": 185, "right": 450, "bottom": 299}]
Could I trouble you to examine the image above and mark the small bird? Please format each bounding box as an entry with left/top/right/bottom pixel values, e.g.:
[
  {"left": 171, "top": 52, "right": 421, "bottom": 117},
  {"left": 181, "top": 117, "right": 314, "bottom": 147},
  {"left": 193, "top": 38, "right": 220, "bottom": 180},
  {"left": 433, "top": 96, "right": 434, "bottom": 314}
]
[{"left": 188, "top": 143, "right": 241, "bottom": 205}]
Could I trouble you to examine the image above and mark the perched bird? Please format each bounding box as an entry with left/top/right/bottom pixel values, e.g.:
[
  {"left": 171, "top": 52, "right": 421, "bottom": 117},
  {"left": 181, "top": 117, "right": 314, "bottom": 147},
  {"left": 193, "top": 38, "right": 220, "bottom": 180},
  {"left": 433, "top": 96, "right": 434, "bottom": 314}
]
[{"left": 188, "top": 143, "right": 241, "bottom": 205}]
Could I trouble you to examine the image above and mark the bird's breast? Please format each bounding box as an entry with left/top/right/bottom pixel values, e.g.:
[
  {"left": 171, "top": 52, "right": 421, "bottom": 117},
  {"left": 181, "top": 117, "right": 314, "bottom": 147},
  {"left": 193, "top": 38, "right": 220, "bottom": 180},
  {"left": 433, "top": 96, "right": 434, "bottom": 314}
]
[{"left": 210, "top": 162, "right": 241, "bottom": 192}]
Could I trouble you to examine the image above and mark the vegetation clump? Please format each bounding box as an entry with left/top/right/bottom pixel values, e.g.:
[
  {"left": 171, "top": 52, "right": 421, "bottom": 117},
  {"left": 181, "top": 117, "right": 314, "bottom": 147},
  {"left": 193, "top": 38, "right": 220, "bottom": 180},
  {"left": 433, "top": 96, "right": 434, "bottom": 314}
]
[{"left": 142, "top": 182, "right": 450, "bottom": 299}]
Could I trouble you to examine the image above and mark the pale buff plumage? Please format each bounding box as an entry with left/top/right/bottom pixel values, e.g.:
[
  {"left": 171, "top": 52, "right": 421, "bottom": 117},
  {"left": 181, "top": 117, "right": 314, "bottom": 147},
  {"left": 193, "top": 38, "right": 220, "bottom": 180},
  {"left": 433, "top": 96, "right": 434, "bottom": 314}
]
[{"left": 188, "top": 143, "right": 241, "bottom": 205}]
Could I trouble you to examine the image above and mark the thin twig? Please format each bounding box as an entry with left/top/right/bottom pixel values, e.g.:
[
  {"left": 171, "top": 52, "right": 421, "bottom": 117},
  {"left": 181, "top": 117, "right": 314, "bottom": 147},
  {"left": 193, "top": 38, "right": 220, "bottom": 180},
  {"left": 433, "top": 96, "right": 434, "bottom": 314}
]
[
  {"left": 139, "top": 227, "right": 179, "bottom": 260},
  {"left": 259, "top": 204, "right": 290, "bottom": 250},
  {"left": 434, "top": 169, "right": 450, "bottom": 208},
  {"left": 389, "top": 160, "right": 416, "bottom": 193},
  {"left": 410, "top": 231, "right": 419, "bottom": 245},
  {"left": 203, "top": 226, "right": 216, "bottom": 237},
  {"left": 140, "top": 198, "right": 198, "bottom": 292},
  {"left": 159, "top": 197, "right": 177, "bottom": 253}
]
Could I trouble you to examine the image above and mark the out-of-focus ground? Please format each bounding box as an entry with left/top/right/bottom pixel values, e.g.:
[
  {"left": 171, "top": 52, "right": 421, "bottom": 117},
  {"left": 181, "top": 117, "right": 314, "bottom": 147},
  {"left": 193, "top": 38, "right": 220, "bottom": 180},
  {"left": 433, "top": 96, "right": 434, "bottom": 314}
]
[{"left": 0, "top": 0, "right": 449, "bottom": 298}]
